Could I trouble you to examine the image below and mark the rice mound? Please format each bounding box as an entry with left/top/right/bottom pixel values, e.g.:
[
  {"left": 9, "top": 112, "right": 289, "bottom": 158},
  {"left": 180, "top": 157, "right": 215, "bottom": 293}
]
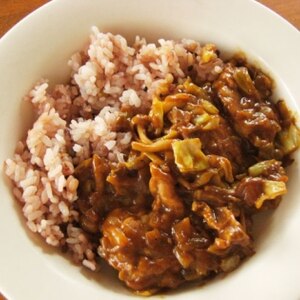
[{"left": 4, "top": 26, "right": 224, "bottom": 271}]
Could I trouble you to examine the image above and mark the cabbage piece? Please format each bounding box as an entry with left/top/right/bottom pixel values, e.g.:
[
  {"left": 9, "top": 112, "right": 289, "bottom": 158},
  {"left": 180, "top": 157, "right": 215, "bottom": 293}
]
[
  {"left": 172, "top": 218, "right": 194, "bottom": 268},
  {"left": 137, "top": 125, "right": 153, "bottom": 145},
  {"left": 132, "top": 139, "right": 173, "bottom": 152},
  {"left": 178, "top": 170, "right": 216, "bottom": 190},
  {"left": 248, "top": 159, "right": 277, "bottom": 177},
  {"left": 193, "top": 113, "right": 210, "bottom": 126},
  {"left": 172, "top": 217, "right": 217, "bottom": 278},
  {"left": 233, "top": 67, "right": 257, "bottom": 96},
  {"left": 278, "top": 124, "right": 300, "bottom": 155},
  {"left": 207, "top": 155, "right": 234, "bottom": 183},
  {"left": 255, "top": 180, "right": 287, "bottom": 209},
  {"left": 158, "top": 129, "right": 178, "bottom": 140},
  {"left": 187, "top": 99, "right": 220, "bottom": 131},
  {"left": 193, "top": 113, "right": 220, "bottom": 131},
  {"left": 192, "top": 202, "right": 250, "bottom": 255},
  {"left": 149, "top": 163, "right": 185, "bottom": 224},
  {"left": 183, "top": 79, "right": 208, "bottom": 99},
  {"left": 143, "top": 152, "right": 164, "bottom": 166},
  {"left": 193, "top": 185, "right": 239, "bottom": 206},
  {"left": 172, "top": 138, "right": 209, "bottom": 173},
  {"left": 124, "top": 153, "right": 149, "bottom": 170},
  {"left": 149, "top": 95, "right": 164, "bottom": 136},
  {"left": 201, "top": 99, "right": 219, "bottom": 115},
  {"left": 163, "top": 93, "right": 195, "bottom": 113}
]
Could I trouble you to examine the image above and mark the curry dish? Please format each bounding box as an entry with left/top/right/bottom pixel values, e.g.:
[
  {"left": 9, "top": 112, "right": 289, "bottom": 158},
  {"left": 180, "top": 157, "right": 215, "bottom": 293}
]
[{"left": 74, "top": 55, "right": 300, "bottom": 293}]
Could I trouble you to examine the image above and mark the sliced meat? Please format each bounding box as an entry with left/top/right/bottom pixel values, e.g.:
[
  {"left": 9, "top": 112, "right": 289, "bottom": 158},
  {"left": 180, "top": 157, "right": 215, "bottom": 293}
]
[{"left": 213, "top": 63, "right": 281, "bottom": 158}]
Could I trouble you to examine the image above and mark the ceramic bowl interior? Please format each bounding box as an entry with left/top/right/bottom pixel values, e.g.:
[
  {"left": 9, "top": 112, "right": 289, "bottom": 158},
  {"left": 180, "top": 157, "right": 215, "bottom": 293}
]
[{"left": 0, "top": 0, "right": 299, "bottom": 299}]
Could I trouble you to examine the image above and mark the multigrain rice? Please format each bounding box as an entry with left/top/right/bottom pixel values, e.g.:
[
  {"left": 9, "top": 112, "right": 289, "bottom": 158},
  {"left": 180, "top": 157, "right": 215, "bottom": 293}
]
[{"left": 4, "top": 26, "right": 224, "bottom": 271}]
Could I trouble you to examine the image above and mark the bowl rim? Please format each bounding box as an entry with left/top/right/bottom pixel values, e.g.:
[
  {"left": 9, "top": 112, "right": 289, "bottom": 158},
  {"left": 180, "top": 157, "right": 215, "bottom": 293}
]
[{"left": 0, "top": 1, "right": 300, "bottom": 300}]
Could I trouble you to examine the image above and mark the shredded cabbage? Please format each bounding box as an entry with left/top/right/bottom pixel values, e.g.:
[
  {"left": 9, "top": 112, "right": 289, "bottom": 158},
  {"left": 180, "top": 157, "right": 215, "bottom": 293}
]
[
  {"left": 255, "top": 180, "right": 287, "bottom": 209},
  {"left": 172, "top": 138, "right": 209, "bottom": 173},
  {"left": 248, "top": 159, "right": 277, "bottom": 177},
  {"left": 278, "top": 124, "right": 300, "bottom": 155}
]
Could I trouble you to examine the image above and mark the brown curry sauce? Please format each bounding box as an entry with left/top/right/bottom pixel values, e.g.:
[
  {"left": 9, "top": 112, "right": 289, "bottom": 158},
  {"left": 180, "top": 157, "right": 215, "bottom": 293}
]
[{"left": 73, "top": 54, "right": 299, "bottom": 294}]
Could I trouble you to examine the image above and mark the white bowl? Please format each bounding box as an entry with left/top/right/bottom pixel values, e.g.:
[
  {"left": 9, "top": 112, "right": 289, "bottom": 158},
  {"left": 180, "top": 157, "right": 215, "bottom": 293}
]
[{"left": 0, "top": 0, "right": 300, "bottom": 299}]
